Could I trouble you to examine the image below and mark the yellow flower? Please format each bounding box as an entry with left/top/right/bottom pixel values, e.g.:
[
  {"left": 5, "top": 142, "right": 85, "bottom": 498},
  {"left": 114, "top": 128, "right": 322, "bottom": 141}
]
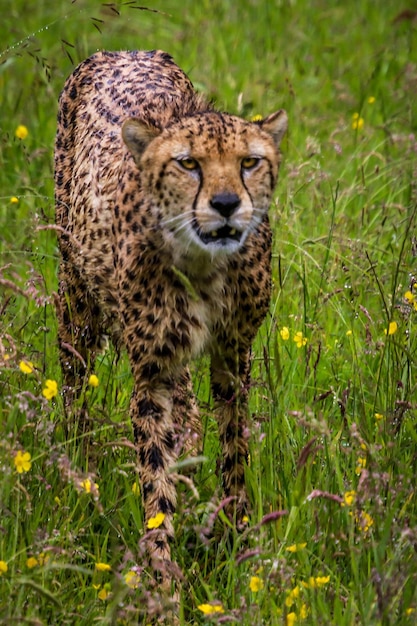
[
  {"left": 299, "top": 604, "right": 309, "bottom": 619},
  {"left": 27, "top": 552, "right": 48, "bottom": 567},
  {"left": 147, "top": 512, "right": 165, "bottom": 529},
  {"left": 88, "top": 374, "right": 99, "bottom": 387},
  {"left": 19, "top": 360, "right": 34, "bottom": 374},
  {"left": 95, "top": 562, "right": 111, "bottom": 572},
  {"left": 342, "top": 490, "right": 356, "bottom": 507},
  {"left": 352, "top": 114, "right": 364, "bottom": 130},
  {"left": 303, "top": 575, "right": 330, "bottom": 589},
  {"left": 39, "top": 552, "right": 49, "bottom": 566},
  {"left": 285, "top": 585, "right": 300, "bottom": 607},
  {"left": 293, "top": 331, "right": 308, "bottom": 348},
  {"left": 10, "top": 196, "right": 19, "bottom": 204},
  {"left": 242, "top": 514, "right": 249, "bottom": 524},
  {"left": 15, "top": 124, "right": 29, "bottom": 140},
  {"left": 406, "top": 607, "right": 415, "bottom": 616},
  {"left": 197, "top": 603, "right": 224, "bottom": 615},
  {"left": 80, "top": 478, "right": 99, "bottom": 494},
  {"left": 97, "top": 584, "right": 111, "bottom": 600},
  {"left": 131, "top": 482, "right": 140, "bottom": 496},
  {"left": 405, "top": 290, "right": 415, "bottom": 303},
  {"left": 286, "top": 543, "right": 307, "bottom": 553},
  {"left": 286, "top": 612, "right": 297, "bottom": 626},
  {"left": 0, "top": 561, "right": 8, "bottom": 575},
  {"left": 251, "top": 114, "right": 263, "bottom": 122},
  {"left": 14, "top": 450, "right": 32, "bottom": 473},
  {"left": 384, "top": 321, "right": 397, "bottom": 336},
  {"left": 42, "top": 379, "right": 58, "bottom": 400},
  {"left": 375, "top": 413, "right": 384, "bottom": 421},
  {"left": 125, "top": 569, "right": 141, "bottom": 589},
  {"left": 356, "top": 456, "right": 366, "bottom": 475},
  {"left": 367, "top": 96, "right": 376, "bottom": 104},
  {"left": 355, "top": 511, "right": 374, "bottom": 533},
  {"left": 280, "top": 326, "right": 290, "bottom": 341},
  {"left": 346, "top": 329, "right": 353, "bottom": 336},
  {"left": 249, "top": 575, "right": 264, "bottom": 592}
]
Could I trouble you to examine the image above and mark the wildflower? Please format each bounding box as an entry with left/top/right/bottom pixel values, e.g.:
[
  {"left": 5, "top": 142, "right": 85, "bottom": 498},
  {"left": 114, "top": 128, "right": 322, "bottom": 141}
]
[
  {"left": 15, "top": 124, "right": 29, "bottom": 140},
  {"left": 342, "top": 490, "right": 356, "bottom": 507},
  {"left": 404, "top": 291, "right": 417, "bottom": 311},
  {"left": 19, "top": 360, "right": 34, "bottom": 374},
  {"left": 42, "top": 379, "right": 58, "bottom": 400},
  {"left": 197, "top": 603, "right": 224, "bottom": 615},
  {"left": 131, "top": 482, "right": 140, "bottom": 496},
  {"left": 293, "top": 331, "right": 308, "bottom": 348},
  {"left": 0, "top": 561, "right": 7, "bottom": 575},
  {"left": 286, "top": 543, "right": 307, "bottom": 553},
  {"left": 14, "top": 450, "right": 32, "bottom": 473},
  {"left": 27, "top": 552, "right": 48, "bottom": 567},
  {"left": 147, "top": 512, "right": 165, "bottom": 529},
  {"left": 88, "top": 374, "right": 99, "bottom": 387},
  {"left": 280, "top": 326, "right": 290, "bottom": 341},
  {"left": 95, "top": 562, "right": 111, "bottom": 572},
  {"left": 355, "top": 511, "right": 374, "bottom": 533},
  {"left": 242, "top": 514, "right": 249, "bottom": 524},
  {"left": 356, "top": 456, "right": 366, "bottom": 475},
  {"left": 285, "top": 585, "right": 300, "bottom": 607},
  {"left": 10, "top": 196, "right": 19, "bottom": 204},
  {"left": 251, "top": 114, "right": 263, "bottom": 122},
  {"left": 286, "top": 612, "right": 297, "bottom": 626},
  {"left": 299, "top": 604, "right": 309, "bottom": 619},
  {"left": 249, "top": 575, "right": 264, "bottom": 592},
  {"left": 346, "top": 329, "right": 353, "bottom": 336},
  {"left": 352, "top": 113, "right": 364, "bottom": 130},
  {"left": 303, "top": 575, "right": 330, "bottom": 589},
  {"left": 80, "top": 478, "right": 99, "bottom": 494},
  {"left": 375, "top": 413, "right": 384, "bottom": 421},
  {"left": 406, "top": 608, "right": 415, "bottom": 616},
  {"left": 384, "top": 321, "right": 397, "bottom": 336},
  {"left": 125, "top": 569, "right": 141, "bottom": 589},
  {"left": 367, "top": 96, "right": 376, "bottom": 104},
  {"left": 97, "top": 584, "right": 111, "bottom": 600}
]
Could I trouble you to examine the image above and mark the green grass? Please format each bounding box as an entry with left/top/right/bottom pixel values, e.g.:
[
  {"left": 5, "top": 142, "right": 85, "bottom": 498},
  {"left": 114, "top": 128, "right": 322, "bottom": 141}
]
[{"left": 1, "top": 0, "right": 417, "bottom": 623}]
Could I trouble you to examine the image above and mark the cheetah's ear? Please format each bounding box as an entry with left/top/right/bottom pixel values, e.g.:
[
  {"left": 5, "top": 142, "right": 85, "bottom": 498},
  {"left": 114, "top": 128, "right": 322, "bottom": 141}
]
[
  {"left": 259, "top": 109, "right": 288, "bottom": 149},
  {"left": 122, "top": 118, "right": 161, "bottom": 165}
]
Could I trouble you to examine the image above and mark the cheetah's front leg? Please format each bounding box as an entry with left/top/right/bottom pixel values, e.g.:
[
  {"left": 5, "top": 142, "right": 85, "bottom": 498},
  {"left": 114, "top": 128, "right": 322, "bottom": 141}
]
[
  {"left": 210, "top": 347, "right": 252, "bottom": 526},
  {"left": 130, "top": 384, "right": 178, "bottom": 577}
]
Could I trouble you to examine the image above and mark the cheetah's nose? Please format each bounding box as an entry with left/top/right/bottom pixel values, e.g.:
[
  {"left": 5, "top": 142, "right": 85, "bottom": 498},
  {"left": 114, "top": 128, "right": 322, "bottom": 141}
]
[{"left": 210, "top": 192, "right": 241, "bottom": 218}]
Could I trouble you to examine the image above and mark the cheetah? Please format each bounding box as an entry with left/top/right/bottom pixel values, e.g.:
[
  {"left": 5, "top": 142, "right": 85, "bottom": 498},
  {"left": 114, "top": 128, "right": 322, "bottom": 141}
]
[{"left": 55, "top": 50, "right": 287, "bottom": 582}]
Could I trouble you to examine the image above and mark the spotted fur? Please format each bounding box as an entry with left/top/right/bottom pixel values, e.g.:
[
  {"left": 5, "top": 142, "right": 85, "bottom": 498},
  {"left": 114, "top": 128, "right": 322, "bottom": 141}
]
[{"left": 55, "top": 50, "right": 287, "bottom": 579}]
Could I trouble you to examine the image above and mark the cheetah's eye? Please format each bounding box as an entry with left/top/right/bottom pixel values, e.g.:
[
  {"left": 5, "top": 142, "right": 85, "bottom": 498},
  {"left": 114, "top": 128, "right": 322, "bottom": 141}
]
[
  {"left": 177, "top": 157, "right": 200, "bottom": 171},
  {"left": 241, "top": 156, "right": 261, "bottom": 170}
]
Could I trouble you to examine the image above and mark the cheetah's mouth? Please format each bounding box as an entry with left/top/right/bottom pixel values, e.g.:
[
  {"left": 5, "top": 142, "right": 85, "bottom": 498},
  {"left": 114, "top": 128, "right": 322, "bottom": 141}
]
[{"left": 198, "top": 225, "right": 243, "bottom": 246}]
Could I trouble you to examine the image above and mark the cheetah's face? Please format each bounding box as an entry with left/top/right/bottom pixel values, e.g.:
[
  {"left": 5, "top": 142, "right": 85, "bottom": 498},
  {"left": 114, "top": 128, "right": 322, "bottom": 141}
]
[{"left": 122, "top": 111, "right": 287, "bottom": 256}]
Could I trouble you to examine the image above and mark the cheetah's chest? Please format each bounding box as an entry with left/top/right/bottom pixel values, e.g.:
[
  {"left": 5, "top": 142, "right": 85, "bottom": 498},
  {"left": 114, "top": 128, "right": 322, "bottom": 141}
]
[{"left": 175, "top": 265, "right": 235, "bottom": 359}]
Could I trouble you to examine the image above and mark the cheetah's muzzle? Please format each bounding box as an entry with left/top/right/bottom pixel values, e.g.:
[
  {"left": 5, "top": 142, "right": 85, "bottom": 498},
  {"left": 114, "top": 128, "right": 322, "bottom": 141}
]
[{"left": 197, "top": 224, "right": 242, "bottom": 246}]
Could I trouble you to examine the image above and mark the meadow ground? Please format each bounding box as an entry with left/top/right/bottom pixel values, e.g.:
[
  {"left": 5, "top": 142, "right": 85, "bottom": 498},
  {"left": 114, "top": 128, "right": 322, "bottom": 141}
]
[{"left": 1, "top": 1, "right": 417, "bottom": 624}]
